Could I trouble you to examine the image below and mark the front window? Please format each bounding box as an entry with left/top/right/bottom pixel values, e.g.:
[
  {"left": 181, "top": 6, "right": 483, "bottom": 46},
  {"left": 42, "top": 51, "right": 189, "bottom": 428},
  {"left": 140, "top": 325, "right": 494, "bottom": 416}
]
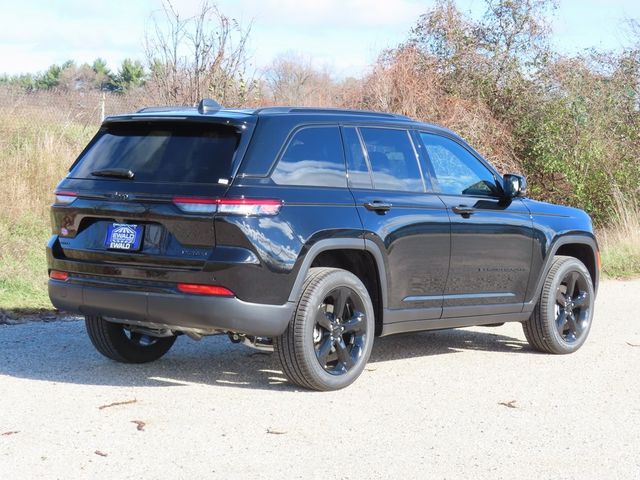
[{"left": 420, "top": 133, "right": 500, "bottom": 196}]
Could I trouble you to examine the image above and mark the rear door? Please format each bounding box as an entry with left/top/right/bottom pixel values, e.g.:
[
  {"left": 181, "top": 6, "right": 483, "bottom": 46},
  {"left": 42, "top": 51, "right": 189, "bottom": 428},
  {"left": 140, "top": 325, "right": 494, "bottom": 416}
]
[
  {"left": 343, "top": 126, "right": 450, "bottom": 322},
  {"left": 52, "top": 120, "right": 246, "bottom": 272},
  {"left": 417, "top": 131, "right": 533, "bottom": 318}
]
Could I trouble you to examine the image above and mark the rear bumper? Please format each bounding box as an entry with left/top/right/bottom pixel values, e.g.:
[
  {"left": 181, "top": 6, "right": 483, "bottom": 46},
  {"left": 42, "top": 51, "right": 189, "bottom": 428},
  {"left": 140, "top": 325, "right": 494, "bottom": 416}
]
[{"left": 48, "top": 280, "right": 294, "bottom": 337}]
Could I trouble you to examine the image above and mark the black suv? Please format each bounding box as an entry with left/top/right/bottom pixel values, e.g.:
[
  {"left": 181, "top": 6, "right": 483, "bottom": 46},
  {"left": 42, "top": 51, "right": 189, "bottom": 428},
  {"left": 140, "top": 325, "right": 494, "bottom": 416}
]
[{"left": 48, "top": 99, "right": 599, "bottom": 390}]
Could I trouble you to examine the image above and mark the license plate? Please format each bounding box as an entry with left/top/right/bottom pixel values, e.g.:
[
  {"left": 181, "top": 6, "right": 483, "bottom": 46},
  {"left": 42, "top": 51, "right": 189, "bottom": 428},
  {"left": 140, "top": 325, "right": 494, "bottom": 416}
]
[{"left": 104, "top": 223, "right": 144, "bottom": 251}]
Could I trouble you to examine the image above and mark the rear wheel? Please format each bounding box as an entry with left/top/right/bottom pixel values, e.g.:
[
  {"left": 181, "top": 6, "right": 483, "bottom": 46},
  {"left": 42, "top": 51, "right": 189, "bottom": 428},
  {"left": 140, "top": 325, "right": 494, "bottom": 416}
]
[
  {"left": 275, "top": 267, "right": 375, "bottom": 391},
  {"left": 523, "top": 256, "right": 594, "bottom": 354},
  {"left": 85, "top": 315, "right": 176, "bottom": 363}
]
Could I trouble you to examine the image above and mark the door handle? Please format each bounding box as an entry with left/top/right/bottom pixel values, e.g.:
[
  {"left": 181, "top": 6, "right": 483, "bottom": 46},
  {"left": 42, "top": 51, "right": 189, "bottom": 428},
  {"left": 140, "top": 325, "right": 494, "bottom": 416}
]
[
  {"left": 364, "top": 201, "right": 392, "bottom": 213},
  {"left": 452, "top": 205, "right": 475, "bottom": 217}
]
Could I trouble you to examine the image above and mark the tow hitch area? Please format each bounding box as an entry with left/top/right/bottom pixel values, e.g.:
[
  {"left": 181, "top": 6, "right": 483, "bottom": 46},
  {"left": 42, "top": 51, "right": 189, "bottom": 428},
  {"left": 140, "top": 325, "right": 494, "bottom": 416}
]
[{"left": 228, "top": 333, "right": 274, "bottom": 352}]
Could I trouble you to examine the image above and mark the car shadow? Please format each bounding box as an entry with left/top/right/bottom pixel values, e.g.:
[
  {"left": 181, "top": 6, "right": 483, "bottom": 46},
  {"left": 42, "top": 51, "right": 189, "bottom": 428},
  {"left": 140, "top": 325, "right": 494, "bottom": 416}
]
[{"left": 0, "top": 321, "right": 531, "bottom": 392}]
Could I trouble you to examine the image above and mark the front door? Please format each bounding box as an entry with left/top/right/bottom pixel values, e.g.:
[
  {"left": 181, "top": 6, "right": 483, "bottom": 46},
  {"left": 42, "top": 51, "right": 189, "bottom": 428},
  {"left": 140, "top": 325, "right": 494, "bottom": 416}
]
[{"left": 417, "top": 132, "right": 533, "bottom": 318}]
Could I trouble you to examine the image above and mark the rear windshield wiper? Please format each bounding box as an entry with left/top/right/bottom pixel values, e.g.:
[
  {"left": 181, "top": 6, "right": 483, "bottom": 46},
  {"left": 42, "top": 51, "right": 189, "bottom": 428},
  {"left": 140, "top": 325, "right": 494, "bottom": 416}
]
[{"left": 91, "top": 168, "right": 135, "bottom": 179}]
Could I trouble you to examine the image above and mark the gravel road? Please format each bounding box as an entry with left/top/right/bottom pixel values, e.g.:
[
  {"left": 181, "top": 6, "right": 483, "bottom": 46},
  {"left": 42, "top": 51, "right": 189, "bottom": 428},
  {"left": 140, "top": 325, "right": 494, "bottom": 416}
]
[{"left": 1, "top": 280, "right": 639, "bottom": 479}]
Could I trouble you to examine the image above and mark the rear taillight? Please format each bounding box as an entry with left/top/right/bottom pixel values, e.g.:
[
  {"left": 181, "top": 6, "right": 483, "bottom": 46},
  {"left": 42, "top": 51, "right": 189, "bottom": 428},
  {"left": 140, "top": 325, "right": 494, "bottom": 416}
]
[
  {"left": 177, "top": 283, "right": 235, "bottom": 296},
  {"left": 53, "top": 191, "right": 77, "bottom": 206},
  {"left": 49, "top": 270, "right": 69, "bottom": 281},
  {"left": 217, "top": 198, "right": 282, "bottom": 216},
  {"left": 172, "top": 197, "right": 282, "bottom": 216},
  {"left": 172, "top": 197, "right": 218, "bottom": 214}
]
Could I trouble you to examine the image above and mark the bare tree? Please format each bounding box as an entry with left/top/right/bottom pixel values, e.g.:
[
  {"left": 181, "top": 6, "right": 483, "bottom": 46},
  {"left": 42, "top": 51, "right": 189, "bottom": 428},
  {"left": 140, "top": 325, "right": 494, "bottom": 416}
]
[
  {"left": 144, "top": 0, "right": 254, "bottom": 106},
  {"left": 263, "top": 52, "right": 337, "bottom": 106}
]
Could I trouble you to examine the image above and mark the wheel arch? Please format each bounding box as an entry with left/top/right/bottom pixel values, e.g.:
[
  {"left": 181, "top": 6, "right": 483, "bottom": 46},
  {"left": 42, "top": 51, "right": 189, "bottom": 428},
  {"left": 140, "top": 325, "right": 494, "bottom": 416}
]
[
  {"left": 287, "top": 239, "right": 388, "bottom": 335},
  {"left": 525, "top": 234, "right": 599, "bottom": 312},
  {"left": 555, "top": 242, "right": 598, "bottom": 292}
]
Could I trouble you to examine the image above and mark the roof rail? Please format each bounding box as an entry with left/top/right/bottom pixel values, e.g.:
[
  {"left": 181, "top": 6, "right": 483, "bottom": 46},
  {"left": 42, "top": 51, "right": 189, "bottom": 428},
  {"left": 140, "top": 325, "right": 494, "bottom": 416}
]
[{"left": 253, "top": 106, "right": 411, "bottom": 120}]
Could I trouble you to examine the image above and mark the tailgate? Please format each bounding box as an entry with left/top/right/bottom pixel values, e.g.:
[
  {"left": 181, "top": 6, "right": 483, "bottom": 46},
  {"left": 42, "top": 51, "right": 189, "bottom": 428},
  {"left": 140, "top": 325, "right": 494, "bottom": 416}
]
[
  {"left": 50, "top": 120, "right": 242, "bottom": 270},
  {"left": 51, "top": 182, "right": 228, "bottom": 269}
]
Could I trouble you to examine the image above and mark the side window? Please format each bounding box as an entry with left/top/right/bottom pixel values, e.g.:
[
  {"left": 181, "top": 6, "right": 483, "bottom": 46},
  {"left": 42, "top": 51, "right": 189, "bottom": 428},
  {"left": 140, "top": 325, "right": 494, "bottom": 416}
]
[
  {"left": 342, "top": 127, "right": 372, "bottom": 189},
  {"left": 420, "top": 133, "right": 500, "bottom": 196},
  {"left": 271, "top": 126, "right": 347, "bottom": 188},
  {"left": 359, "top": 128, "right": 424, "bottom": 192}
]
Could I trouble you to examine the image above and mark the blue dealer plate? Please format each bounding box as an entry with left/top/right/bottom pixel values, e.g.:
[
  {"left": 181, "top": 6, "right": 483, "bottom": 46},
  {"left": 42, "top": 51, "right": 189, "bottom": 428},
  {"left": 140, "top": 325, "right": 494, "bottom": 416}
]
[{"left": 104, "top": 223, "right": 144, "bottom": 251}]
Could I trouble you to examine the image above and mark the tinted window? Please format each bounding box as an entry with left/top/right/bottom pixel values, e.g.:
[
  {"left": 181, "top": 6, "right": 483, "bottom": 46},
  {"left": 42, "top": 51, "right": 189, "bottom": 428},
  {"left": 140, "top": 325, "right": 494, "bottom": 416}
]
[
  {"left": 359, "top": 128, "right": 424, "bottom": 192},
  {"left": 343, "top": 127, "right": 372, "bottom": 189},
  {"left": 271, "top": 126, "right": 346, "bottom": 188},
  {"left": 70, "top": 123, "right": 239, "bottom": 184},
  {"left": 420, "top": 133, "right": 500, "bottom": 196}
]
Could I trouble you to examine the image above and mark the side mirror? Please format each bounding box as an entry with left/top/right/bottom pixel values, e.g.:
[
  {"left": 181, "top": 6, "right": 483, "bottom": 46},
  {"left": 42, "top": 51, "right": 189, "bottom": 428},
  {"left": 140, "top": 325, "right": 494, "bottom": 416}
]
[{"left": 503, "top": 174, "right": 527, "bottom": 198}]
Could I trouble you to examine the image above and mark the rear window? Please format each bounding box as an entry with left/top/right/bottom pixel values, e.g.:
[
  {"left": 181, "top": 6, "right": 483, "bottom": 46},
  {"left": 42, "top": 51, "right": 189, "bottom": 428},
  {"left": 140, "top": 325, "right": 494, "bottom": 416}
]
[
  {"left": 70, "top": 122, "right": 240, "bottom": 184},
  {"left": 359, "top": 127, "right": 424, "bottom": 192}
]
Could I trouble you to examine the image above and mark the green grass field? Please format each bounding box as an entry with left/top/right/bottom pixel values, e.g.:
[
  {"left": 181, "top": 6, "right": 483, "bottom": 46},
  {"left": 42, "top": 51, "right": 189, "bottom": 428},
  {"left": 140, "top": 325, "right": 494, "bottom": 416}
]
[{"left": 0, "top": 216, "right": 51, "bottom": 311}]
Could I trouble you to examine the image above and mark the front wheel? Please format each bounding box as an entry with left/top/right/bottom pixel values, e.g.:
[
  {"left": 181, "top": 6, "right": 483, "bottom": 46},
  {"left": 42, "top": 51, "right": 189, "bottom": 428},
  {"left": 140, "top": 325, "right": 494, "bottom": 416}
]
[
  {"left": 275, "top": 267, "right": 375, "bottom": 391},
  {"left": 85, "top": 315, "right": 176, "bottom": 363},
  {"left": 523, "top": 256, "right": 595, "bottom": 354}
]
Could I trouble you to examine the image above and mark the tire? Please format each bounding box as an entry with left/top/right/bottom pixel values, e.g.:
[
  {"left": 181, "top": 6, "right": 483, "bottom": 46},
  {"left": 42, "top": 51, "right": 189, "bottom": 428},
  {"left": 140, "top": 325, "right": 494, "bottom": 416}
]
[
  {"left": 85, "top": 315, "right": 176, "bottom": 363},
  {"left": 274, "top": 267, "right": 375, "bottom": 391},
  {"left": 523, "top": 255, "right": 595, "bottom": 354}
]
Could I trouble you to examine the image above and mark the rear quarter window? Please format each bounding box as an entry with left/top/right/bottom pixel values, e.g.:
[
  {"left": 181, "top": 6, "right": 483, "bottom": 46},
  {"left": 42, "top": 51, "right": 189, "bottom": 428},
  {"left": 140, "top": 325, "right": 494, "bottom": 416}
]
[
  {"left": 271, "top": 126, "right": 347, "bottom": 188},
  {"left": 70, "top": 122, "right": 240, "bottom": 184}
]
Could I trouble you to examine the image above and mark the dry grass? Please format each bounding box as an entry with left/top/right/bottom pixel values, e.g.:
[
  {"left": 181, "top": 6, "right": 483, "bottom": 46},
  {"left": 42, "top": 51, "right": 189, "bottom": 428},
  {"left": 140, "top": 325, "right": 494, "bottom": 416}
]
[
  {"left": 0, "top": 120, "right": 91, "bottom": 221},
  {"left": 0, "top": 89, "right": 137, "bottom": 309},
  {"left": 599, "top": 195, "right": 640, "bottom": 280},
  {"left": 0, "top": 88, "right": 142, "bottom": 221},
  {"left": 0, "top": 116, "right": 89, "bottom": 309}
]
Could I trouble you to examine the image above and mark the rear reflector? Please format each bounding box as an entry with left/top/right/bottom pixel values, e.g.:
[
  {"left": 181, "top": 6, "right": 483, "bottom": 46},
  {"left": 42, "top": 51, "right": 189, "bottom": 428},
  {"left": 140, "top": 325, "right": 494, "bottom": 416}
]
[
  {"left": 53, "top": 191, "right": 77, "bottom": 205},
  {"left": 172, "top": 197, "right": 282, "bottom": 216},
  {"left": 50, "top": 270, "right": 69, "bottom": 281},
  {"left": 172, "top": 197, "right": 218, "bottom": 214},
  {"left": 177, "top": 283, "right": 235, "bottom": 297}
]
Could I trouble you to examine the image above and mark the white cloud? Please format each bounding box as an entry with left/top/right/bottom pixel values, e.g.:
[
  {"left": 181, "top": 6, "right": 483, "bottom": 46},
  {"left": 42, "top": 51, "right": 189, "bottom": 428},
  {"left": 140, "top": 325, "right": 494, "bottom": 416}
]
[
  {"left": 215, "top": 0, "right": 424, "bottom": 77},
  {"left": 0, "top": 1, "right": 152, "bottom": 74},
  {"left": 4, "top": 0, "right": 636, "bottom": 79},
  {"left": 0, "top": 0, "right": 424, "bottom": 75},
  {"left": 219, "top": 0, "right": 424, "bottom": 29}
]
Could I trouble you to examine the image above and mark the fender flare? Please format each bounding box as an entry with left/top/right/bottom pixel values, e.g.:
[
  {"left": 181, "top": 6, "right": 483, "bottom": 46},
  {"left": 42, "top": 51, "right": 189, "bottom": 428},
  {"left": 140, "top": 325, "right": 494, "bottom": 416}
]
[
  {"left": 286, "top": 238, "right": 389, "bottom": 309},
  {"left": 524, "top": 233, "right": 599, "bottom": 312}
]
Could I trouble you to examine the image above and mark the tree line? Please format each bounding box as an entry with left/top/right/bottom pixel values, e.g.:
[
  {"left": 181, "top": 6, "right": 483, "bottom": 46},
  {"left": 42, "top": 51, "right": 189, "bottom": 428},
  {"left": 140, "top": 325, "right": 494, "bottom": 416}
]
[{"left": 0, "top": 58, "right": 145, "bottom": 92}]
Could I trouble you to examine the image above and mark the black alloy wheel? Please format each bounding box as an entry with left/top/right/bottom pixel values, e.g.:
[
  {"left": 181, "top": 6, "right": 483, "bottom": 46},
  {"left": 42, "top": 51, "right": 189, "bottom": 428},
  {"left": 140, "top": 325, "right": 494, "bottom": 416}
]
[
  {"left": 275, "top": 267, "right": 375, "bottom": 391},
  {"left": 523, "top": 256, "right": 595, "bottom": 354},
  {"left": 313, "top": 286, "right": 368, "bottom": 375},
  {"left": 554, "top": 270, "right": 592, "bottom": 344}
]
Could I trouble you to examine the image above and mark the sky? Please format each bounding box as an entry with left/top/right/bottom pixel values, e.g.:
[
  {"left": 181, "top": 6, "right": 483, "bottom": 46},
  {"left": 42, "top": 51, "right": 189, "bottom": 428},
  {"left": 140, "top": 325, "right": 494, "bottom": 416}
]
[{"left": 0, "top": 0, "right": 639, "bottom": 78}]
